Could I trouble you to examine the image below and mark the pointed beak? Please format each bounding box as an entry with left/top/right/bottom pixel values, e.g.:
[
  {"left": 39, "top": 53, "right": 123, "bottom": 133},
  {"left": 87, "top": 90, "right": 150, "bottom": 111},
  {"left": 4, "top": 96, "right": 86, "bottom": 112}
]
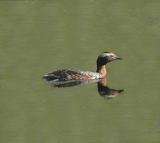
[{"left": 116, "top": 57, "right": 122, "bottom": 60}]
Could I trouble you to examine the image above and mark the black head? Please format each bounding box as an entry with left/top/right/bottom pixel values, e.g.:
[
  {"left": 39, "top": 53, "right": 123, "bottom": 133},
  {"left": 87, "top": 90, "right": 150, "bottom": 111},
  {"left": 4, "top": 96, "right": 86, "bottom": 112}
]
[{"left": 97, "top": 52, "right": 122, "bottom": 66}]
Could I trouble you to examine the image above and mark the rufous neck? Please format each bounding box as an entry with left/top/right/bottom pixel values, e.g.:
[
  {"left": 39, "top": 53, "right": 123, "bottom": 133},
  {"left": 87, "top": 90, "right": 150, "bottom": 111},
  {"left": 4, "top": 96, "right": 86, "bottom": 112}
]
[{"left": 96, "top": 65, "right": 107, "bottom": 78}]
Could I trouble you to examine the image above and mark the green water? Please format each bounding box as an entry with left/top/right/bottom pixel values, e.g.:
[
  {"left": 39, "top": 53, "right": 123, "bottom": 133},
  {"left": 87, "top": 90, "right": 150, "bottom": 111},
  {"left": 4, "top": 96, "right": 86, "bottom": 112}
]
[{"left": 0, "top": 1, "right": 160, "bottom": 143}]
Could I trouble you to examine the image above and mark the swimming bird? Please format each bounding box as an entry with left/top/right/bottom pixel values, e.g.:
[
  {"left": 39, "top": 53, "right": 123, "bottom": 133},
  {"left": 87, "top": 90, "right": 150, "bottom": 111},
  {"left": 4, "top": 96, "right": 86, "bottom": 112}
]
[{"left": 43, "top": 52, "right": 122, "bottom": 82}]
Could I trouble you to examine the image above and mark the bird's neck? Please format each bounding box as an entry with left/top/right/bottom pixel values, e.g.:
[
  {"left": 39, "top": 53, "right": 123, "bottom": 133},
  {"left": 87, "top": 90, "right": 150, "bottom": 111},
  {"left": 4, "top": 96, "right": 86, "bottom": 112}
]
[{"left": 96, "top": 65, "right": 107, "bottom": 78}]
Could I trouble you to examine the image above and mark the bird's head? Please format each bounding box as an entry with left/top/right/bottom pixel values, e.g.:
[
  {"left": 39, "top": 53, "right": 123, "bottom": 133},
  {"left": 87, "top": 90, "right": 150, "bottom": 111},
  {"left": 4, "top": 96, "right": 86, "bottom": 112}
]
[{"left": 97, "top": 52, "right": 122, "bottom": 66}]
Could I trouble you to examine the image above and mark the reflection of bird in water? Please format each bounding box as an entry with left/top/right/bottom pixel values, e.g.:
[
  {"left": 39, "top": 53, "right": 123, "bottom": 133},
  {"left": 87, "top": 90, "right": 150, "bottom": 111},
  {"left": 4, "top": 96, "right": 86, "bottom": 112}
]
[
  {"left": 53, "top": 79, "right": 99, "bottom": 88},
  {"left": 43, "top": 52, "right": 122, "bottom": 83},
  {"left": 47, "top": 78, "right": 124, "bottom": 99},
  {"left": 98, "top": 78, "right": 124, "bottom": 99}
]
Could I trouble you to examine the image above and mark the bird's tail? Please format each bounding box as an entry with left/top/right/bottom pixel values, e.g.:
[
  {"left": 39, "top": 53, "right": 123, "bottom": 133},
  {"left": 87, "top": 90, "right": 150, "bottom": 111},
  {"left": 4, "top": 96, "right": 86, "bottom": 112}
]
[{"left": 42, "top": 74, "right": 59, "bottom": 82}]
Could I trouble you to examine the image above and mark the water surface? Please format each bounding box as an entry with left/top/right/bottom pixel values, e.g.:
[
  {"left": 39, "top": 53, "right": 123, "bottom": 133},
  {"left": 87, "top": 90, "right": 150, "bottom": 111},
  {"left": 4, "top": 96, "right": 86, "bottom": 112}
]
[{"left": 0, "top": 1, "right": 160, "bottom": 143}]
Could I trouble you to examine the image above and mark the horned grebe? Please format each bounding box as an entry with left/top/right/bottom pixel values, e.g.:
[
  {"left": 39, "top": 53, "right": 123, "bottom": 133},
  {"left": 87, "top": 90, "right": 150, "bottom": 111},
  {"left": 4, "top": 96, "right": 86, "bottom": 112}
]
[{"left": 43, "top": 52, "right": 122, "bottom": 82}]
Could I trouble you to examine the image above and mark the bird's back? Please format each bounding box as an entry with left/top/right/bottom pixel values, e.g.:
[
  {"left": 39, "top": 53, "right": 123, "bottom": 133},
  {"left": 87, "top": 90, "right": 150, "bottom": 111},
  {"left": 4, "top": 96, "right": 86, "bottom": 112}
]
[{"left": 43, "top": 68, "right": 101, "bottom": 82}]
